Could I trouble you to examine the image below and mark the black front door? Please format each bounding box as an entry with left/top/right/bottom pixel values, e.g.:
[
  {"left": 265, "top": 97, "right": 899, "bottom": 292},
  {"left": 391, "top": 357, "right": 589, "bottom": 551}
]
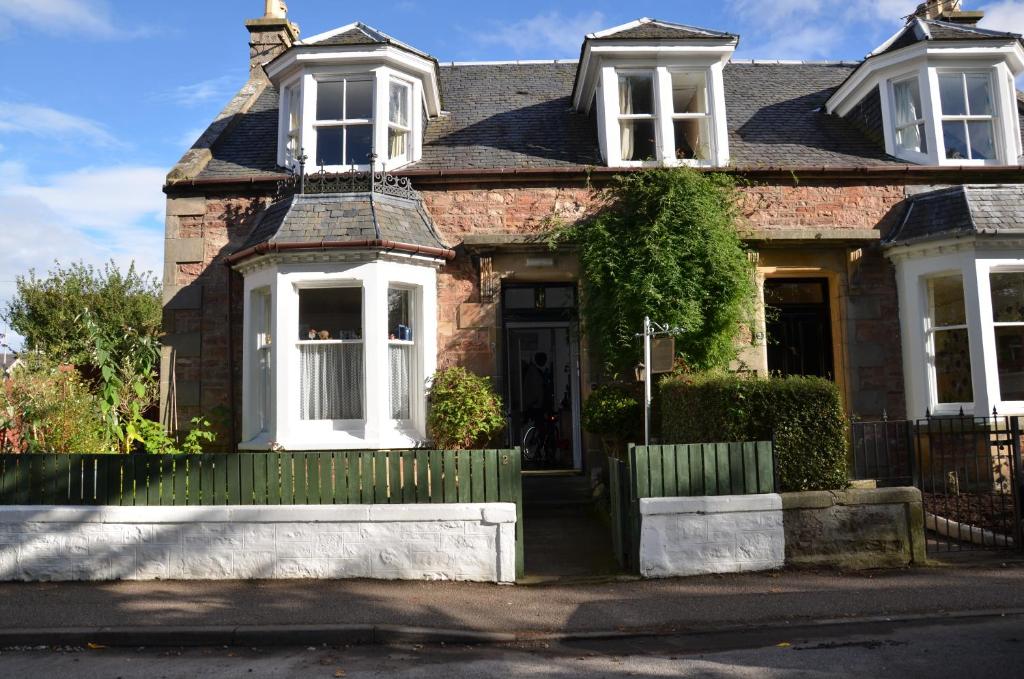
[{"left": 765, "top": 278, "right": 834, "bottom": 379}]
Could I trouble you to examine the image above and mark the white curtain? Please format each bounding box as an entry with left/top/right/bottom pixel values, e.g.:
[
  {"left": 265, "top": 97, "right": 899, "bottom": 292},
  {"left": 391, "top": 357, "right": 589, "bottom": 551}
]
[
  {"left": 389, "top": 344, "right": 411, "bottom": 420},
  {"left": 300, "top": 343, "right": 363, "bottom": 420},
  {"left": 619, "top": 76, "right": 634, "bottom": 160},
  {"left": 894, "top": 80, "right": 922, "bottom": 152}
]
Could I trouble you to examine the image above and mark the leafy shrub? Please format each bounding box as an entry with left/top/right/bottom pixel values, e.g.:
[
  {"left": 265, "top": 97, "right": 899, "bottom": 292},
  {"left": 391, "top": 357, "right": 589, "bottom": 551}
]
[
  {"left": 0, "top": 356, "right": 109, "bottom": 453},
  {"left": 426, "top": 366, "right": 505, "bottom": 449},
  {"left": 660, "top": 372, "right": 848, "bottom": 492},
  {"left": 135, "top": 416, "right": 217, "bottom": 455},
  {"left": 551, "top": 168, "right": 756, "bottom": 375},
  {"left": 582, "top": 383, "right": 642, "bottom": 455}
]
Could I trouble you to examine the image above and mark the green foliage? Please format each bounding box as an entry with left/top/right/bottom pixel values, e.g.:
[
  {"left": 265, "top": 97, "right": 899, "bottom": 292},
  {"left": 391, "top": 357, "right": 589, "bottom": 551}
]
[
  {"left": 82, "top": 311, "right": 159, "bottom": 453},
  {"left": 551, "top": 168, "right": 755, "bottom": 375},
  {"left": 2, "top": 261, "right": 161, "bottom": 369},
  {"left": 0, "top": 355, "right": 109, "bottom": 453},
  {"left": 581, "top": 383, "right": 641, "bottom": 455},
  {"left": 660, "top": 372, "right": 849, "bottom": 492},
  {"left": 136, "top": 417, "right": 217, "bottom": 455},
  {"left": 426, "top": 366, "right": 505, "bottom": 450}
]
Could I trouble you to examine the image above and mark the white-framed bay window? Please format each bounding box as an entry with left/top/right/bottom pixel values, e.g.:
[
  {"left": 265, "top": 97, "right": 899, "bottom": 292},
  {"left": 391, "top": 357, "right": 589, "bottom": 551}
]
[
  {"left": 937, "top": 70, "right": 997, "bottom": 162},
  {"left": 892, "top": 244, "right": 1024, "bottom": 418},
  {"left": 240, "top": 256, "right": 438, "bottom": 450},
  {"left": 596, "top": 62, "right": 729, "bottom": 167}
]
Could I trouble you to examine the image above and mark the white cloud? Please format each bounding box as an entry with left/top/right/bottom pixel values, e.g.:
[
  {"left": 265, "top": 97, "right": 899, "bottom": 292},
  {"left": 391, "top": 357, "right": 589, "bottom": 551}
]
[
  {"left": 473, "top": 11, "right": 606, "bottom": 57},
  {"left": 0, "top": 161, "right": 166, "bottom": 349},
  {"left": 980, "top": 1, "right": 1024, "bottom": 33},
  {"left": 0, "top": 102, "right": 120, "bottom": 147},
  {"left": 0, "top": 0, "right": 121, "bottom": 39},
  {"left": 155, "top": 76, "right": 239, "bottom": 108}
]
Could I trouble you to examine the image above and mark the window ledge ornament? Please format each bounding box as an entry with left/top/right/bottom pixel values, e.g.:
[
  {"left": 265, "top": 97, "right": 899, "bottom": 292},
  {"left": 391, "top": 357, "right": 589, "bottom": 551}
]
[{"left": 277, "top": 151, "right": 418, "bottom": 200}]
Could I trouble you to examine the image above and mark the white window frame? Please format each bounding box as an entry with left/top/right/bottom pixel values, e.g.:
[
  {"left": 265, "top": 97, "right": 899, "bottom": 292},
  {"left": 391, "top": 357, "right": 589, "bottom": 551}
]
[
  {"left": 935, "top": 69, "right": 1001, "bottom": 163},
  {"left": 888, "top": 74, "right": 929, "bottom": 161},
  {"left": 924, "top": 273, "right": 974, "bottom": 414},
  {"left": 598, "top": 63, "right": 726, "bottom": 168},
  {"left": 986, "top": 266, "right": 1024, "bottom": 412},
  {"left": 312, "top": 75, "right": 376, "bottom": 170},
  {"left": 252, "top": 288, "right": 274, "bottom": 435},
  {"left": 277, "top": 77, "right": 304, "bottom": 169},
  {"left": 239, "top": 258, "right": 438, "bottom": 450},
  {"left": 615, "top": 69, "right": 660, "bottom": 164},
  {"left": 387, "top": 78, "right": 413, "bottom": 164},
  {"left": 386, "top": 284, "right": 421, "bottom": 425}
]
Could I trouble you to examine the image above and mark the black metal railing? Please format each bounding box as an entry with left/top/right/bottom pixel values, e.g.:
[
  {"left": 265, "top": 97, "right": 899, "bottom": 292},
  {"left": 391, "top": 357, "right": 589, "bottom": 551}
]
[
  {"left": 851, "top": 415, "right": 915, "bottom": 486},
  {"left": 276, "top": 152, "right": 418, "bottom": 200}
]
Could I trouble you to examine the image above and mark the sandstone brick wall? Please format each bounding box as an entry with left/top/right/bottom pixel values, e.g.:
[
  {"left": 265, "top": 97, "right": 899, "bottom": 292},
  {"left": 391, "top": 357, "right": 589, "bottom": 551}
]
[{"left": 161, "top": 178, "right": 910, "bottom": 447}]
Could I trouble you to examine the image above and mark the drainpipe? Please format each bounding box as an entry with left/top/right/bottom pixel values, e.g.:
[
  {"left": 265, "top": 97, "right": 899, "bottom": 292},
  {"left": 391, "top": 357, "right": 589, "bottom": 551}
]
[{"left": 227, "top": 267, "right": 238, "bottom": 452}]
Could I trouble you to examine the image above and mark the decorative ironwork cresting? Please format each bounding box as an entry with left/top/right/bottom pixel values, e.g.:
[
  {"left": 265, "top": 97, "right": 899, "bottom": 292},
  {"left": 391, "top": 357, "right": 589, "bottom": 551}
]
[{"left": 277, "top": 151, "right": 417, "bottom": 200}]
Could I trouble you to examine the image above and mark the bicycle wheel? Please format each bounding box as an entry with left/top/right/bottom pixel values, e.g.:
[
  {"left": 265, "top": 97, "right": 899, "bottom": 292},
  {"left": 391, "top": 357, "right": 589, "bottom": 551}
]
[{"left": 521, "top": 427, "right": 540, "bottom": 462}]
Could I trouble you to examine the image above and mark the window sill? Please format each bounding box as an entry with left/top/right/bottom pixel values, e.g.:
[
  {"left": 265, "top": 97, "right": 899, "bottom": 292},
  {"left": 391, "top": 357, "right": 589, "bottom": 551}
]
[{"left": 245, "top": 429, "right": 427, "bottom": 451}]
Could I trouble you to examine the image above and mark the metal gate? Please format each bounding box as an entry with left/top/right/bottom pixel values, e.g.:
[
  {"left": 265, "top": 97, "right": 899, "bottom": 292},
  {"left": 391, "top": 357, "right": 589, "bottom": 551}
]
[{"left": 852, "top": 415, "right": 1023, "bottom": 554}]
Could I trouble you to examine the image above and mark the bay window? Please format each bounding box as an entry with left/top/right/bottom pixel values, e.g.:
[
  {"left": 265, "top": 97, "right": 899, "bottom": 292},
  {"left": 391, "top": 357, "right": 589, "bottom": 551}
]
[
  {"left": 927, "top": 275, "right": 973, "bottom": 406},
  {"left": 938, "top": 71, "right": 997, "bottom": 161},
  {"left": 892, "top": 76, "right": 927, "bottom": 156}
]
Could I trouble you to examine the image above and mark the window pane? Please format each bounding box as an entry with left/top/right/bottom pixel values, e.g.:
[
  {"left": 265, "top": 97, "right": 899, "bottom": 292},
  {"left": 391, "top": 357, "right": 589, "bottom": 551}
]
[
  {"left": 990, "top": 272, "right": 1024, "bottom": 323},
  {"left": 893, "top": 78, "right": 922, "bottom": 126},
  {"left": 671, "top": 71, "right": 707, "bottom": 114},
  {"left": 620, "top": 119, "right": 657, "bottom": 161},
  {"left": 896, "top": 123, "right": 927, "bottom": 154},
  {"left": 942, "top": 120, "right": 969, "bottom": 160},
  {"left": 298, "top": 287, "right": 362, "bottom": 341},
  {"left": 930, "top": 276, "right": 967, "bottom": 327},
  {"left": 965, "top": 73, "right": 993, "bottom": 115},
  {"left": 939, "top": 74, "right": 967, "bottom": 116},
  {"left": 545, "top": 286, "right": 576, "bottom": 308},
  {"left": 934, "top": 328, "right": 973, "bottom": 404},
  {"left": 316, "top": 81, "right": 344, "bottom": 120},
  {"left": 967, "top": 120, "right": 995, "bottom": 159},
  {"left": 300, "top": 343, "right": 363, "bottom": 420},
  {"left": 505, "top": 288, "right": 536, "bottom": 309},
  {"left": 388, "top": 288, "right": 412, "bottom": 340},
  {"left": 388, "top": 128, "right": 408, "bottom": 161},
  {"left": 618, "top": 73, "right": 654, "bottom": 115},
  {"left": 389, "top": 81, "right": 409, "bottom": 127},
  {"left": 345, "top": 79, "right": 373, "bottom": 120},
  {"left": 345, "top": 125, "right": 373, "bottom": 165},
  {"left": 316, "top": 128, "right": 344, "bottom": 166},
  {"left": 673, "top": 118, "right": 709, "bottom": 160},
  {"left": 389, "top": 344, "right": 412, "bottom": 420},
  {"left": 994, "top": 326, "right": 1024, "bottom": 401}
]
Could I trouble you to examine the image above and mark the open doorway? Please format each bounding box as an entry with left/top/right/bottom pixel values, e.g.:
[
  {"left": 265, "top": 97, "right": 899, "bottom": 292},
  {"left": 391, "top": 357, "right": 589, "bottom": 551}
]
[
  {"left": 764, "top": 278, "right": 835, "bottom": 379},
  {"left": 501, "top": 283, "right": 582, "bottom": 472}
]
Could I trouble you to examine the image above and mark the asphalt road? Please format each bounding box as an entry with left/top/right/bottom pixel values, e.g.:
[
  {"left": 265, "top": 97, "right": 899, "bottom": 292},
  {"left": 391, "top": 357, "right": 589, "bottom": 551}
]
[{"left": 2, "top": 613, "right": 1021, "bottom": 678}]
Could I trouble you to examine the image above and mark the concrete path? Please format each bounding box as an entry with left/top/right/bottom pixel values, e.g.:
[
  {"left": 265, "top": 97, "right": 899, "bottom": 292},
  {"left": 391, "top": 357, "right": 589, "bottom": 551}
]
[{"left": 1, "top": 559, "right": 1023, "bottom": 647}]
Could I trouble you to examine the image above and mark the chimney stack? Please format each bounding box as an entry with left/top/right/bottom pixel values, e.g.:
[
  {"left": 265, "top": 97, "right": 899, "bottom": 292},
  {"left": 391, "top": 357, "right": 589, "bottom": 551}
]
[
  {"left": 911, "top": 0, "right": 984, "bottom": 25},
  {"left": 245, "top": 0, "right": 299, "bottom": 77}
]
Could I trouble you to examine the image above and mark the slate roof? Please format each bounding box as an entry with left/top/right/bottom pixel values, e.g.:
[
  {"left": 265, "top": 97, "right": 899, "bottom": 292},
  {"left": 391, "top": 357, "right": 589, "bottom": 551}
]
[
  {"left": 296, "top": 22, "right": 435, "bottom": 61},
  {"left": 590, "top": 19, "right": 736, "bottom": 41},
  {"left": 237, "top": 192, "right": 450, "bottom": 255},
  {"left": 886, "top": 184, "right": 1024, "bottom": 246},
  {"left": 195, "top": 59, "right": 920, "bottom": 181},
  {"left": 880, "top": 18, "right": 1022, "bottom": 55}
]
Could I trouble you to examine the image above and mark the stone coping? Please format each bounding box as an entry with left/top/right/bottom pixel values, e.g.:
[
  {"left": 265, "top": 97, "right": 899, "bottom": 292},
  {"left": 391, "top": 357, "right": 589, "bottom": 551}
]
[
  {"left": 0, "top": 503, "right": 517, "bottom": 525},
  {"left": 781, "top": 487, "right": 921, "bottom": 510},
  {"left": 640, "top": 493, "right": 782, "bottom": 516}
]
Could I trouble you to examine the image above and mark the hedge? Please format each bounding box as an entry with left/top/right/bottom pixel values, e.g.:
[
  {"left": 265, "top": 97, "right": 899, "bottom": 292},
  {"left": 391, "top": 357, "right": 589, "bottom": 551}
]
[{"left": 660, "top": 373, "right": 848, "bottom": 492}]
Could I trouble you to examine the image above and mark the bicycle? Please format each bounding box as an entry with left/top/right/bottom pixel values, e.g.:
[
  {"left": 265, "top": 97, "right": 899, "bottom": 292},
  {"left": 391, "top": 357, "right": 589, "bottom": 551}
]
[{"left": 521, "top": 411, "right": 561, "bottom": 466}]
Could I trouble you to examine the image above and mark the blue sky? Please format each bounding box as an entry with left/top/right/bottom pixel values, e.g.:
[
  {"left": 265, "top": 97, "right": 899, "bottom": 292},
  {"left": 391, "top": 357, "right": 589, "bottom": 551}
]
[{"left": 1, "top": 0, "right": 1023, "bottom": 349}]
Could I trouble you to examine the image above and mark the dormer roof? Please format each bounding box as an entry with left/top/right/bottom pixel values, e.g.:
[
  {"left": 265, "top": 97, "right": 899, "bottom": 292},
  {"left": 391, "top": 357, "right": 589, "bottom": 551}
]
[
  {"left": 586, "top": 18, "right": 737, "bottom": 42},
  {"left": 872, "top": 17, "right": 1023, "bottom": 57},
  {"left": 296, "top": 21, "right": 435, "bottom": 61},
  {"left": 887, "top": 184, "right": 1024, "bottom": 246}
]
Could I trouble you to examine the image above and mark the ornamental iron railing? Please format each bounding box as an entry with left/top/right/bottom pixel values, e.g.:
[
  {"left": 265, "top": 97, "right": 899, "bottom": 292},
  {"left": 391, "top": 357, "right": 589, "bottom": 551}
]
[{"left": 276, "top": 152, "right": 418, "bottom": 201}]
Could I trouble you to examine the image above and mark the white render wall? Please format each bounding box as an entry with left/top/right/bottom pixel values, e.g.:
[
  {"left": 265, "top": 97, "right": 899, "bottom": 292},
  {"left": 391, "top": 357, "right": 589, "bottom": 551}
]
[
  {"left": 0, "top": 503, "right": 516, "bottom": 584},
  {"left": 639, "top": 494, "right": 785, "bottom": 578}
]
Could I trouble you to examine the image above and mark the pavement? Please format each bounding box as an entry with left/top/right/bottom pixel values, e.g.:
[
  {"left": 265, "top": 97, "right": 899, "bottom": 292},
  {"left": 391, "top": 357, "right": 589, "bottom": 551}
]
[{"left": 2, "top": 557, "right": 1024, "bottom": 648}]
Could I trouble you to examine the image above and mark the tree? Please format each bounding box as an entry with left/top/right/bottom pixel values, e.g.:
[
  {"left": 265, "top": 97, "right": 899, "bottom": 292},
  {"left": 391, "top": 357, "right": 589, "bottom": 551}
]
[
  {"left": 553, "top": 168, "right": 756, "bottom": 375},
  {"left": 2, "top": 261, "right": 162, "bottom": 369}
]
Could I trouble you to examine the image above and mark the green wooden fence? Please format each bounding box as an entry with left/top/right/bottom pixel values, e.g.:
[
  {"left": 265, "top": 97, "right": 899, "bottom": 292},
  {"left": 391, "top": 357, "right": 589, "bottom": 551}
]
[
  {"left": 0, "top": 449, "right": 524, "bottom": 577},
  {"left": 610, "top": 441, "right": 776, "bottom": 571}
]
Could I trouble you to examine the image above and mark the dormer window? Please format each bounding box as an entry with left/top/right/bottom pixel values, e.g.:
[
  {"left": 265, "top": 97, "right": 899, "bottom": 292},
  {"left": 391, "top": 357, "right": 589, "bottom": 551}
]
[
  {"left": 892, "top": 76, "right": 927, "bottom": 155},
  {"left": 617, "top": 73, "right": 657, "bottom": 161},
  {"left": 937, "top": 71, "right": 995, "bottom": 161},
  {"left": 314, "top": 76, "right": 374, "bottom": 167},
  {"left": 670, "top": 70, "right": 712, "bottom": 160}
]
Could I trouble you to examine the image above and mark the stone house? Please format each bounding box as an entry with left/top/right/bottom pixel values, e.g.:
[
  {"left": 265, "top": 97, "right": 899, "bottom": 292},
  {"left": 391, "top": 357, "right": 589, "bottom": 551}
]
[{"left": 161, "top": 0, "right": 1024, "bottom": 470}]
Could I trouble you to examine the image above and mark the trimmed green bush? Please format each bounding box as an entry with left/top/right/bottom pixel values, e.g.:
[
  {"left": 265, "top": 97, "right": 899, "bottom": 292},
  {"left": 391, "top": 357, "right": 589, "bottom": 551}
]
[
  {"left": 582, "top": 383, "right": 642, "bottom": 455},
  {"left": 660, "top": 372, "right": 848, "bottom": 492},
  {"left": 426, "top": 366, "right": 505, "bottom": 450}
]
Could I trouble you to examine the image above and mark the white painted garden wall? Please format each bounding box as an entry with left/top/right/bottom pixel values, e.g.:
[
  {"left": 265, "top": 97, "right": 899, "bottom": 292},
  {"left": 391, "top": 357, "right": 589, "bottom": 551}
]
[
  {"left": 639, "top": 494, "right": 785, "bottom": 577},
  {"left": 0, "top": 503, "right": 516, "bottom": 584}
]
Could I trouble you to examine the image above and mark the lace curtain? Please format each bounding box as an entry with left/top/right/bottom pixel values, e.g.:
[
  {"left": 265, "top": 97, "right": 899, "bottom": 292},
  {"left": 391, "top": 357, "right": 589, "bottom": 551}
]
[
  {"left": 619, "top": 76, "right": 634, "bottom": 160},
  {"left": 389, "top": 343, "right": 412, "bottom": 420},
  {"left": 300, "top": 343, "right": 363, "bottom": 420},
  {"left": 894, "top": 80, "right": 923, "bottom": 152}
]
